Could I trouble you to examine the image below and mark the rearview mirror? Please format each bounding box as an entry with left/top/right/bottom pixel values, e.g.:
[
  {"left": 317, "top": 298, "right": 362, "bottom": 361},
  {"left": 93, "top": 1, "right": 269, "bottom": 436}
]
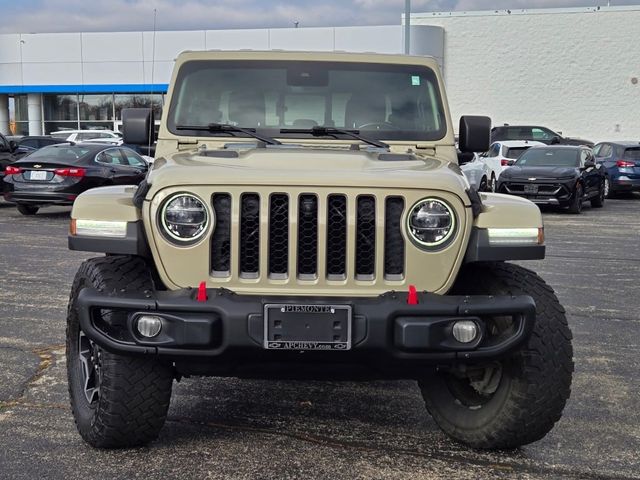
[
  {"left": 458, "top": 116, "right": 491, "bottom": 153},
  {"left": 122, "top": 108, "right": 155, "bottom": 146}
]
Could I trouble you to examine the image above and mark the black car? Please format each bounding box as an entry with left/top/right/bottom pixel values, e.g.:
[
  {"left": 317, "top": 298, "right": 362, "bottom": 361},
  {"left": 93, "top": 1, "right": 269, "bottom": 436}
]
[
  {"left": 0, "top": 132, "right": 19, "bottom": 184},
  {"left": 14, "top": 136, "right": 68, "bottom": 160},
  {"left": 497, "top": 145, "right": 605, "bottom": 214},
  {"left": 592, "top": 141, "right": 640, "bottom": 197},
  {"left": 2, "top": 143, "right": 149, "bottom": 215},
  {"left": 491, "top": 125, "right": 593, "bottom": 147}
]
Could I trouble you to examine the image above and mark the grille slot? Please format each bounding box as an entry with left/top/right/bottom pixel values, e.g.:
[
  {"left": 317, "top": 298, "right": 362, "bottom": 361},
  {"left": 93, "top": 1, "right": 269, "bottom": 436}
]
[
  {"left": 269, "top": 194, "right": 289, "bottom": 278},
  {"left": 211, "top": 193, "right": 232, "bottom": 275},
  {"left": 239, "top": 193, "right": 260, "bottom": 277},
  {"left": 355, "top": 195, "right": 376, "bottom": 279},
  {"left": 297, "top": 194, "right": 318, "bottom": 278},
  {"left": 384, "top": 197, "right": 405, "bottom": 279},
  {"left": 326, "top": 195, "right": 347, "bottom": 279}
]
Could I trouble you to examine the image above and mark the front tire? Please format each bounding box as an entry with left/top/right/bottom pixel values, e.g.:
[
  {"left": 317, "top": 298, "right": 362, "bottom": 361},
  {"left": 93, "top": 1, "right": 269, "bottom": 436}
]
[
  {"left": 568, "top": 183, "right": 583, "bottom": 214},
  {"left": 66, "top": 256, "right": 174, "bottom": 448},
  {"left": 591, "top": 179, "right": 605, "bottom": 208},
  {"left": 419, "top": 263, "right": 573, "bottom": 449},
  {"left": 17, "top": 204, "right": 39, "bottom": 215}
]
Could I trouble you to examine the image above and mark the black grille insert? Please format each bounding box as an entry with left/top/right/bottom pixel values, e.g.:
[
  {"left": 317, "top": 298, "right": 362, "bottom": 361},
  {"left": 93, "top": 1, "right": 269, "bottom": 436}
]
[
  {"left": 239, "top": 193, "right": 260, "bottom": 277},
  {"left": 211, "top": 193, "right": 232, "bottom": 274},
  {"left": 269, "top": 194, "right": 289, "bottom": 277},
  {"left": 297, "top": 194, "right": 318, "bottom": 278},
  {"left": 326, "top": 195, "right": 347, "bottom": 278},
  {"left": 356, "top": 196, "right": 376, "bottom": 278},
  {"left": 384, "top": 197, "right": 405, "bottom": 278}
]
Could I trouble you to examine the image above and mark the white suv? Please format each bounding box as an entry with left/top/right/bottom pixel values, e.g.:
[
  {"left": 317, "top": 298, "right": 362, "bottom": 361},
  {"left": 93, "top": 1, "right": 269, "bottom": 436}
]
[
  {"left": 50, "top": 130, "right": 123, "bottom": 143},
  {"left": 478, "top": 140, "right": 544, "bottom": 191}
]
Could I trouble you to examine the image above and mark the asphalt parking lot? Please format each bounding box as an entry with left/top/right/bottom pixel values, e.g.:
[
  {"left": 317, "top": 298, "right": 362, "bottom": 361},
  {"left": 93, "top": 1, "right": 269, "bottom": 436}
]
[{"left": 0, "top": 197, "right": 639, "bottom": 480}]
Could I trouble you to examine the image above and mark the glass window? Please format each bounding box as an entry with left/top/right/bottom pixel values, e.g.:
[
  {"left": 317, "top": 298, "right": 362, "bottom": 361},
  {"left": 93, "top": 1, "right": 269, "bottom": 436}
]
[
  {"left": 45, "top": 122, "right": 78, "bottom": 135},
  {"left": 487, "top": 143, "right": 501, "bottom": 157},
  {"left": 114, "top": 94, "right": 164, "bottom": 121},
  {"left": 579, "top": 150, "right": 589, "bottom": 166},
  {"left": 28, "top": 145, "right": 91, "bottom": 163},
  {"left": 14, "top": 95, "right": 29, "bottom": 122},
  {"left": 96, "top": 149, "right": 125, "bottom": 165},
  {"left": 79, "top": 95, "right": 113, "bottom": 121},
  {"left": 503, "top": 146, "right": 530, "bottom": 159},
  {"left": 44, "top": 94, "right": 78, "bottom": 121},
  {"left": 20, "top": 138, "right": 39, "bottom": 148},
  {"left": 623, "top": 148, "right": 640, "bottom": 160},
  {"left": 168, "top": 60, "right": 446, "bottom": 142},
  {"left": 532, "top": 128, "right": 555, "bottom": 140},
  {"left": 79, "top": 121, "right": 115, "bottom": 131},
  {"left": 595, "top": 144, "right": 612, "bottom": 158},
  {"left": 12, "top": 122, "right": 29, "bottom": 136},
  {"left": 120, "top": 148, "right": 145, "bottom": 166}
]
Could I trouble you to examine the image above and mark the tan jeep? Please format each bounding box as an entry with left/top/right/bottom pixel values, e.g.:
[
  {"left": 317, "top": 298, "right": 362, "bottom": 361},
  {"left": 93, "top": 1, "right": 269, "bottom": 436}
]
[{"left": 65, "top": 51, "right": 573, "bottom": 450}]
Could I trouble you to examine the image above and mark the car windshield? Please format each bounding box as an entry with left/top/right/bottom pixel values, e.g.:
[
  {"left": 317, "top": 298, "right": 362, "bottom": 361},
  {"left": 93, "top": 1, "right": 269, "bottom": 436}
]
[
  {"left": 168, "top": 60, "right": 447, "bottom": 142},
  {"left": 623, "top": 147, "right": 640, "bottom": 160},
  {"left": 26, "top": 145, "right": 92, "bottom": 163},
  {"left": 515, "top": 148, "right": 579, "bottom": 167},
  {"left": 504, "top": 146, "right": 530, "bottom": 159}
]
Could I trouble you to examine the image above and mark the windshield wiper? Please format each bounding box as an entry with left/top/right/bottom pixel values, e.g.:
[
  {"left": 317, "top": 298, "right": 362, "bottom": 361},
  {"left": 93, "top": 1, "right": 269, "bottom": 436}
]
[
  {"left": 280, "top": 126, "right": 389, "bottom": 149},
  {"left": 176, "top": 123, "right": 281, "bottom": 145}
]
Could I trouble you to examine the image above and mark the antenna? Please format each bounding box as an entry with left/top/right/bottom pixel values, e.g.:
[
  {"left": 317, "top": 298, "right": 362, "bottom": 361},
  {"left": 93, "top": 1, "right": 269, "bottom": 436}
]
[{"left": 148, "top": 8, "right": 158, "bottom": 156}]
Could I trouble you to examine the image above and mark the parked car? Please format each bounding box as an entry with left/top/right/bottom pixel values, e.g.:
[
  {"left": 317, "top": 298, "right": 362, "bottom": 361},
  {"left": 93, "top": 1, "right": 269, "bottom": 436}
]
[
  {"left": 81, "top": 137, "right": 124, "bottom": 146},
  {"left": 2, "top": 143, "right": 149, "bottom": 215},
  {"left": 0, "top": 132, "right": 19, "bottom": 187},
  {"left": 459, "top": 152, "right": 490, "bottom": 191},
  {"left": 592, "top": 141, "right": 640, "bottom": 197},
  {"left": 14, "top": 136, "right": 68, "bottom": 159},
  {"left": 50, "top": 130, "right": 123, "bottom": 143},
  {"left": 478, "top": 140, "right": 544, "bottom": 191},
  {"left": 497, "top": 145, "right": 605, "bottom": 213},
  {"left": 491, "top": 124, "right": 593, "bottom": 147}
]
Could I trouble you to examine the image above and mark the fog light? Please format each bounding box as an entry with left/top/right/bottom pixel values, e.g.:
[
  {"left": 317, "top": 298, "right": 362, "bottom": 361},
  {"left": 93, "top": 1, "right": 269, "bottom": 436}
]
[
  {"left": 452, "top": 320, "right": 478, "bottom": 343},
  {"left": 136, "top": 315, "right": 162, "bottom": 338}
]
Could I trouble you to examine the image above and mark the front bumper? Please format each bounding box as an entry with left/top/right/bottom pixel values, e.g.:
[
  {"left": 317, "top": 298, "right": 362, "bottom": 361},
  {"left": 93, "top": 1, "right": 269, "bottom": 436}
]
[
  {"left": 76, "top": 287, "right": 536, "bottom": 373},
  {"left": 498, "top": 180, "right": 574, "bottom": 207}
]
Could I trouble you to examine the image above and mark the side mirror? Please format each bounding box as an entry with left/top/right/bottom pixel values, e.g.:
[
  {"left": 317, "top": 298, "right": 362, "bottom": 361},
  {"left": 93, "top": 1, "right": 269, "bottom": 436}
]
[
  {"left": 122, "top": 108, "right": 155, "bottom": 146},
  {"left": 457, "top": 151, "right": 474, "bottom": 165},
  {"left": 584, "top": 160, "right": 595, "bottom": 169},
  {"left": 458, "top": 116, "right": 491, "bottom": 153},
  {"left": 507, "top": 159, "right": 515, "bottom": 166},
  {"left": 550, "top": 136, "right": 561, "bottom": 145},
  {"left": 8, "top": 140, "right": 18, "bottom": 152}
]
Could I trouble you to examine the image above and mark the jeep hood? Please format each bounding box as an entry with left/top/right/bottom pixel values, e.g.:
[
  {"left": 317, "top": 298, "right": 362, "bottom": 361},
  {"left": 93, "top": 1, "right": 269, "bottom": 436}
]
[{"left": 146, "top": 147, "right": 470, "bottom": 198}]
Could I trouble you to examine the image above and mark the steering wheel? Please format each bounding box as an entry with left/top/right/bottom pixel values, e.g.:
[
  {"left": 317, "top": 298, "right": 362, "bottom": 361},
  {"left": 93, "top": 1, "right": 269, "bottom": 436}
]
[{"left": 357, "top": 121, "right": 396, "bottom": 131}]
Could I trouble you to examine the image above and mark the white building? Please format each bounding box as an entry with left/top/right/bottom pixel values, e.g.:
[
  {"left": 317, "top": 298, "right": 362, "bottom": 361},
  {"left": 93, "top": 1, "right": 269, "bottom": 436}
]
[{"left": 1, "top": 5, "right": 638, "bottom": 142}]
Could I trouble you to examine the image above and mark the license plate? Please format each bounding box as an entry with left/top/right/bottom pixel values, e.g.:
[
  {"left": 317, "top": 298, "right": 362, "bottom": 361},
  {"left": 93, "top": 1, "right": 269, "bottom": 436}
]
[
  {"left": 263, "top": 304, "right": 352, "bottom": 350},
  {"left": 30, "top": 170, "right": 47, "bottom": 181},
  {"left": 524, "top": 184, "right": 538, "bottom": 194}
]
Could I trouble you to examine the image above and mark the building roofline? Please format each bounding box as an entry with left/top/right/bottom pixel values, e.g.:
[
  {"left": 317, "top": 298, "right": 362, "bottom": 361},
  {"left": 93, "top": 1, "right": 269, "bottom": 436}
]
[{"left": 411, "top": 5, "right": 640, "bottom": 19}]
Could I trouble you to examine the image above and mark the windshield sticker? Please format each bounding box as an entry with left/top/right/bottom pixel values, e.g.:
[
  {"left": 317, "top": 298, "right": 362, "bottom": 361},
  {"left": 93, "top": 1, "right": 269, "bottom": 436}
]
[{"left": 411, "top": 75, "right": 421, "bottom": 86}]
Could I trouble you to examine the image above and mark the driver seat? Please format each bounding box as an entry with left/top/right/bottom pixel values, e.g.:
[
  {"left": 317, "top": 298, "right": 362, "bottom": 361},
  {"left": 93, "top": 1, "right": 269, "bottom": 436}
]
[{"left": 344, "top": 93, "right": 387, "bottom": 129}]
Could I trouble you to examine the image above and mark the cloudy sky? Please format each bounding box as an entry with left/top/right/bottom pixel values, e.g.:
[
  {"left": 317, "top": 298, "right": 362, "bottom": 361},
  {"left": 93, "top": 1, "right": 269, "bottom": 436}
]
[{"left": 0, "top": 0, "right": 637, "bottom": 33}]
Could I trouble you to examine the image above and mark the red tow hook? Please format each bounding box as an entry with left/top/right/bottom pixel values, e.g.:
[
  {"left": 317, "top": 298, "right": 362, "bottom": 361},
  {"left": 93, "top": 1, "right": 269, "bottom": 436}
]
[
  {"left": 197, "top": 281, "right": 208, "bottom": 302},
  {"left": 407, "top": 284, "right": 419, "bottom": 305}
]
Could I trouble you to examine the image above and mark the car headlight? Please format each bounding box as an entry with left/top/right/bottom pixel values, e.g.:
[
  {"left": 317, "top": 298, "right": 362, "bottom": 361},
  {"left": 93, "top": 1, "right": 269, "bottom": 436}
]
[
  {"left": 406, "top": 198, "right": 456, "bottom": 249},
  {"left": 160, "top": 193, "right": 210, "bottom": 244}
]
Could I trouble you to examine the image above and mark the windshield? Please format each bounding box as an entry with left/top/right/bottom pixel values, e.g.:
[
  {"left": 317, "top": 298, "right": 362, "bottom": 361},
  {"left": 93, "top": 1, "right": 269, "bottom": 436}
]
[
  {"left": 168, "top": 60, "right": 447, "bottom": 141},
  {"left": 515, "top": 148, "right": 579, "bottom": 167},
  {"left": 26, "top": 145, "right": 92, "bottom": 163}
]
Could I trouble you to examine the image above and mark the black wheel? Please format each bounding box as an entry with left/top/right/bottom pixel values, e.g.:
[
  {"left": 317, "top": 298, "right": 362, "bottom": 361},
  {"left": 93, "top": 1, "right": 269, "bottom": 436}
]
[
  {"left": 419, "top": 263, "right": 573, "bottom": 449},
  {"left": 591, "top": 179, "right": 605, "bottom": 208},
  {"left": 17, "top": 204, "right": 39, "bottom": 215},
  {"left": 66, "top": 256, "right": 173, "bottom": 448},
  {"left": 478, "top": 176, "right": 489, "bottom": 192},
  {"left": 568, "top": 183, "right": 583, "bottom": 214}
]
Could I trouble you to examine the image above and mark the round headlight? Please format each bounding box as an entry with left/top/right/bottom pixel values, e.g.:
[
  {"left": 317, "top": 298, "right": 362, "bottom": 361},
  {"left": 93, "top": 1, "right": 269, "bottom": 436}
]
[
  {"left": 160, "top": 193, "right": 210, "bottom": 243},
  {"left": 406, "top": 198, "right": 456, "bottom": 249}
]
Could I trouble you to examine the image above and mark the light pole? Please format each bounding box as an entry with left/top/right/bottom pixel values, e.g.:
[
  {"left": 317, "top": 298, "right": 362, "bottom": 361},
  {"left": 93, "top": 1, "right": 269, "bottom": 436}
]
[{"left": 404, "top": 0, "right": 411, "bottom": 54}]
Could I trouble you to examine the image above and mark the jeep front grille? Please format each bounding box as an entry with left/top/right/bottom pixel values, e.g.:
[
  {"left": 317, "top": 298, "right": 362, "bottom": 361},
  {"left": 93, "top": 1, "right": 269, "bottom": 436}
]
[{"left": 210, "top": 191, "right": 406, "bottom": 283}]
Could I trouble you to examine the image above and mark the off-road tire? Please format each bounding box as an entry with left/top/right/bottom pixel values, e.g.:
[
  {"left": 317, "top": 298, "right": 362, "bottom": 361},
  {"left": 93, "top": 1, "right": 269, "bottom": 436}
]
[
  {"left": 568, "top": 183, "right": 583, "bottom": 214},
  {"left": 66, "top": 255, "right": 173, "bottom": 448},
  {"left": 17, "top": 204, "right": 38, "bottom": 215},
  {"left": 591, "top": 180, "right": 605, "bottom": 208},
  {"left": 419, "top": 263, "right": 573, "bottom": 449}
]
